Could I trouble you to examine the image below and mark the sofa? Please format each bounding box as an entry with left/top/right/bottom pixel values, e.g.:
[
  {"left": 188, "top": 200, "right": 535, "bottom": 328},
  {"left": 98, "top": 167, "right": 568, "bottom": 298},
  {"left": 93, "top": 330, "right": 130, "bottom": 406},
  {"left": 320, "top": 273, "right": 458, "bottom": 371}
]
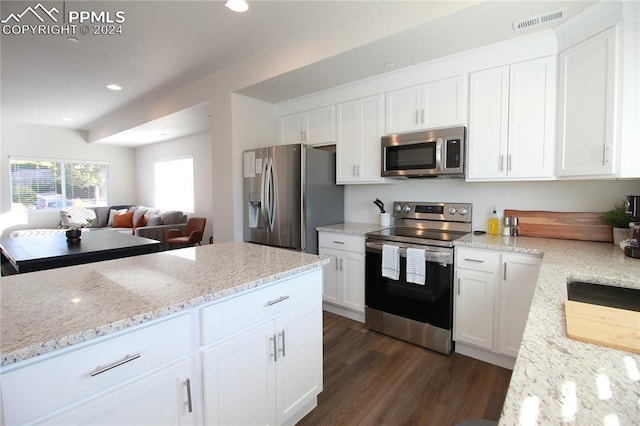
[{"left": 7, "top": 205, "right": 188, "bottom": 251}]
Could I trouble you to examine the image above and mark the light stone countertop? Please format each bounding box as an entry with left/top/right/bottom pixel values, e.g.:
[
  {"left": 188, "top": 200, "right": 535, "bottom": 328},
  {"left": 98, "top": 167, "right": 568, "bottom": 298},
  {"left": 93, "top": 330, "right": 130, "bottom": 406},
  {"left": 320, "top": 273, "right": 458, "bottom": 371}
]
[
  {"left": 0, "top": 241, "right": 328, "bottom": 367},
  {"left": 456, "top": 234, "right": 640, "bottom": 425},
  {"left": 316, "top": 222, "right": 387, "bottom": 236}
]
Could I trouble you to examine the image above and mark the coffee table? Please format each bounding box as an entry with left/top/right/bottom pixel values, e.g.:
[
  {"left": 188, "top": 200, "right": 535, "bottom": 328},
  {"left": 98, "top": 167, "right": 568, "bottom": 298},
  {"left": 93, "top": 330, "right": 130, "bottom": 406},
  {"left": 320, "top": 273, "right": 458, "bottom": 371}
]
[{"left": 0, "top": 230, "right": 161, "bottom": 274}]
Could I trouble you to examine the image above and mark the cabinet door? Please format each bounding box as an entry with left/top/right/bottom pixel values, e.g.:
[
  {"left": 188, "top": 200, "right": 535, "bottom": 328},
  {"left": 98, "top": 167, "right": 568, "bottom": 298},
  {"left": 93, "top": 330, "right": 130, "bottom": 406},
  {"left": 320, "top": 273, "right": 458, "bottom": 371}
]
[
  {"left": 385, "top": 85, "right": 422, "bottom": 134},
  {"left": 339, "top": 250, "right": 365, "bottom": 313},
  {"left": 319, "top": 248, "right": 340, "bottom": 304},
  {"left": 454, "top": 268, "right": 496, "bottom": 350},
  {"left": 507, "top": 56, "right": 556, "bottom": 179},
  {"left": 557, "top": 26, "right": 618, "bottom": 177},
  {"left": 306, "top": 105, "right": 336, "bottom": 145},
  {"left": 498, "top": 254, "right": 542, "bottom": 357},
  {"left": 279, "top": 113, "right": 305, "bottom": 144},
  {"left": 46, "top": 359, "right": 195, "bottom": 425},
  {"left": 275, "top": 299, "right": 323, "bottom": 424},
  {"left": 467, "top": 66, "right": 510, "bottom": 179},
  {"left": 336, "top": 100, "right": 359, "bottom": 182},
  {"left": 202, "top": 322, "right": 277, "bottom": 426},
  {"left": 423, "top": 76, "right": 466, "bottom": 129},
  {"left": 357, "top": 95, "right": 384, "bottom": 182}
]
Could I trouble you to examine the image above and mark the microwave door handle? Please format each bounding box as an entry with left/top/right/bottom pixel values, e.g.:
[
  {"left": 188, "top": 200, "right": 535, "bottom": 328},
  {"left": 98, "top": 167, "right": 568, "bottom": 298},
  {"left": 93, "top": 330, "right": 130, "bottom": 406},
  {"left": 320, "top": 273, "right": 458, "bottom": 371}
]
[{"left": 435, "top": 138, "right": 443, "bottom": 171}]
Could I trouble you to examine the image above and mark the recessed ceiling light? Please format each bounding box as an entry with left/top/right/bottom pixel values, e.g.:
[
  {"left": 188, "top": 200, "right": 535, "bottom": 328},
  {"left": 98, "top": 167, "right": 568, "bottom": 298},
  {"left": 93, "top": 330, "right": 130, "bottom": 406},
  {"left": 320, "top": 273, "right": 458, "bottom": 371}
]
[
  {"left": 62, "top": 117, "right": 73, "bottom": 121},
  {"left": 106, "top": 84, "right": 123, "bottom": 91},
  {"left": 225, "top": 0, "right": 249, "bottom": 12},
  {"left": 67, "top": 36, "right": 79, "bottom": 43}
]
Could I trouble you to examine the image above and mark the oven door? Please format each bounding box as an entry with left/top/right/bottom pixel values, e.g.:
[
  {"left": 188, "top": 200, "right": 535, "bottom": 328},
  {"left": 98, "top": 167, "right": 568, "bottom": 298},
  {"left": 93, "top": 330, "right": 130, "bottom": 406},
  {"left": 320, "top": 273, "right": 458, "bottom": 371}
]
[{"left": 364, "top": 241, "right": 453, "bottom": 330}]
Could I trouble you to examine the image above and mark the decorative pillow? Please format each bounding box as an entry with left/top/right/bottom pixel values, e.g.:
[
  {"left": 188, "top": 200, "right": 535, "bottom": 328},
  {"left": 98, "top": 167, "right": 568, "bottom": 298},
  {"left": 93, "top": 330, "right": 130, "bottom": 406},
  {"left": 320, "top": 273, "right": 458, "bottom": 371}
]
[
  {"left": 112, "top": 211, "right": 134, "bottom": 228},
  {"left": 107, "top": 208, "right": 128, "bottom": 226},
  {"left": 132, "top": 214, "right": 148, "bottom": 234},
  {"left": 132, "top": 206, "right": 148, "bottom": 226},
  {"left": 146, "top": 214, "right": 162, "bottom": 226},
  {"left": 60, "top": 207, "right": 97, "bottom": 229},
  {"left": 160, "top": 210, "right": 184, "bottom": 225}
]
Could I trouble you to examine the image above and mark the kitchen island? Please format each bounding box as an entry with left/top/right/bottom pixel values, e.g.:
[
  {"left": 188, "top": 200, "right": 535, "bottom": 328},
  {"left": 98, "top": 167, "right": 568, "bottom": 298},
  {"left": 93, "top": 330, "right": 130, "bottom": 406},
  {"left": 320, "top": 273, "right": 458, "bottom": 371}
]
[
  {"left": 1, "top": 241, "right": 328, "bottom": 424},
  {"left": 456, "top": 234, "right": 640, "bottom": 425}
]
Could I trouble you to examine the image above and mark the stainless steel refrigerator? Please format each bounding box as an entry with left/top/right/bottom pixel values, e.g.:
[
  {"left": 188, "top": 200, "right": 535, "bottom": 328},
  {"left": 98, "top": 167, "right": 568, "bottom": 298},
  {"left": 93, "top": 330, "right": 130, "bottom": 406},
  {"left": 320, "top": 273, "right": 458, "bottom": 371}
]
[{"left": 243, "top": 143, "right": 344, "bottom": 254}]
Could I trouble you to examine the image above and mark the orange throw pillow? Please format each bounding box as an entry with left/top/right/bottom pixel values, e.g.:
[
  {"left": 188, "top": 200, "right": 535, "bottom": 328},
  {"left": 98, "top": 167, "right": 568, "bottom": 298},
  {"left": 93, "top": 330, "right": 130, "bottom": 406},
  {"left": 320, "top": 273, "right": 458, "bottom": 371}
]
[
  {"left": 113, "top": 211, "right": 134, "bottom": 228},
  {"left": 132, "top": 214, "right": 148, "bottom": 234}
]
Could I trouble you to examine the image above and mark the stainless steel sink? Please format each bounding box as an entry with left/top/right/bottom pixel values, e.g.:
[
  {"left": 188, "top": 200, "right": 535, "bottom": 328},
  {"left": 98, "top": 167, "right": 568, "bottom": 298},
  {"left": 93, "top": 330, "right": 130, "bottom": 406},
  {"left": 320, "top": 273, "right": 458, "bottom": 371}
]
[{"left": 567, "top": 280, "right": 640, "bottom": 312}]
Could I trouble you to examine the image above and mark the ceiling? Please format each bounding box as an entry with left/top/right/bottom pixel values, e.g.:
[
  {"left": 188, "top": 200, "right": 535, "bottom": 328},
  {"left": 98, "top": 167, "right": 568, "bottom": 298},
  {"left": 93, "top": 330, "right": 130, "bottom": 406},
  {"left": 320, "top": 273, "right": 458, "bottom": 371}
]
[{"left": 1, "top": 1, "right": 595, "bottom": 147}]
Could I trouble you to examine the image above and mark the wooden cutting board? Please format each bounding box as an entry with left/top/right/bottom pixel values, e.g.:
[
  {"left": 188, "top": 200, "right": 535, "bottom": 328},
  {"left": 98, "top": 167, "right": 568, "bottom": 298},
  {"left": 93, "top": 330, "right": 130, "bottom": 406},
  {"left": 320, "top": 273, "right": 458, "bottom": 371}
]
[
  {"left": 504, "top": 210, "right": 612, "bottom": 242},
  {"left": 565, "top": 300, "right": 640, "bottom": 354}
]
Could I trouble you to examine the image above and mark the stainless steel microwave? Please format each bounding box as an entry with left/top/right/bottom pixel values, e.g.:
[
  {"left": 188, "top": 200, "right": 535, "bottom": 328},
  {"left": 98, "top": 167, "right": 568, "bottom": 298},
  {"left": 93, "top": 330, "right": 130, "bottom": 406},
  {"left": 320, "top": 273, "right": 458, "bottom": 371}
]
[{"left": 381, "top": 126, "right": 466, "bottom": 178}]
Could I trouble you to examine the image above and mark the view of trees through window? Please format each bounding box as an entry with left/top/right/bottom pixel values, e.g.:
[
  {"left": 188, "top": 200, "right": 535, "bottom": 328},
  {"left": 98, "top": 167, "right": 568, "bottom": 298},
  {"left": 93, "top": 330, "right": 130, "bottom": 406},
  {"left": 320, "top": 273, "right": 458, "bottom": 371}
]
[{"left": 10, "top": 159, "right": 109, "bottom": 211}]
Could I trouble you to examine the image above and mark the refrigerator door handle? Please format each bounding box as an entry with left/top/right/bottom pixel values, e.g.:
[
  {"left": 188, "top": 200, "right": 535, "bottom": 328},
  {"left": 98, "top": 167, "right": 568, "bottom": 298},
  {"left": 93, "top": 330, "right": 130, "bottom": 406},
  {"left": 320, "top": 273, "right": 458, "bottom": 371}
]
[
  {"left": 267, "top": 158, "right": 276, "bottom": 231},
  {"left": 260, "top": 156, "right": 269, "bottom": 229}
]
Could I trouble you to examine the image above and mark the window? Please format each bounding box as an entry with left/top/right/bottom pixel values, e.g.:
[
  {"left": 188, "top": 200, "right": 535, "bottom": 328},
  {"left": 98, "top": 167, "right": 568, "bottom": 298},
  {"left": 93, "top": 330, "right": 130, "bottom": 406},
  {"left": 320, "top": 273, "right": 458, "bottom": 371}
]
[
  {"left": 154, "top": 157, "right": 194, "bottom": 212},
  {"left": 10, "top": 158, "right": 109, "bottom": 211}
]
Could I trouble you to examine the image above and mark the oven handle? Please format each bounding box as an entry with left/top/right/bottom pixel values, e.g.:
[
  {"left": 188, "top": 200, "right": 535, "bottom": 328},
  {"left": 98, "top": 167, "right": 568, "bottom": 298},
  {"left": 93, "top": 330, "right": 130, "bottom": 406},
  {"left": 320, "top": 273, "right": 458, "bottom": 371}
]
[{"left": 365, "top": 241, "right": 452, "bottom": 264}]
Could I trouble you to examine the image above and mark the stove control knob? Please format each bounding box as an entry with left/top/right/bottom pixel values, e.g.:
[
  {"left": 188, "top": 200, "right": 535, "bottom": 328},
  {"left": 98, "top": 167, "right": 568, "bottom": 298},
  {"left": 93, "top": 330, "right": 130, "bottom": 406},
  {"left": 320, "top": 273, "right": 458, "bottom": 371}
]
[
  {"left": 458, "top": 207, "right": 469, "bottom": 216},
  {"left": 403, "top": 205, "right": 412, "bottom": 213},
  {"left": 394, "top": 204, "right": 402, "bottom": 213},
  {"left": 448, "top": 207, "right": 457, "bottom": 215}
]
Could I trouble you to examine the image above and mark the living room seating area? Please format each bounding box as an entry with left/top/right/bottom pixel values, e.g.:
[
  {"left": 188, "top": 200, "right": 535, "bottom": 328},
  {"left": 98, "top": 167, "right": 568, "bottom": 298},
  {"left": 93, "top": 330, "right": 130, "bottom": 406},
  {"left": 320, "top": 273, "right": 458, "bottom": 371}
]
[{"left": 6, "top": 205, "right": 188, "bottom": 251}]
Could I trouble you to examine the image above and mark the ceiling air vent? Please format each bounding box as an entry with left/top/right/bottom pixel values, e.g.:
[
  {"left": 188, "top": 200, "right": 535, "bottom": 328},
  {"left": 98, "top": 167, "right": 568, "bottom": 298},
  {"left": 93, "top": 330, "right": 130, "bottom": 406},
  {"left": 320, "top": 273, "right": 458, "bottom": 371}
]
[{"left": 512, "top": 8, "right": 568, "bottom": 32}]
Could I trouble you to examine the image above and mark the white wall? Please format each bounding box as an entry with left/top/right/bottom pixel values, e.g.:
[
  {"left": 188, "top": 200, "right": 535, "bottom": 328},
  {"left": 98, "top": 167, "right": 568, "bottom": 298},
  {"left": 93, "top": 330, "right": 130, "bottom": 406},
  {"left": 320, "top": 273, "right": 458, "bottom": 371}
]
[
  {"left": 0, "top": 122, "right": 136, "bottom": 236},
  {"left": 135, "top": 130, "right": 214, "bottom": 243},
  {"left": 345, "top": 179, "right": 640, "bottom": 230}
]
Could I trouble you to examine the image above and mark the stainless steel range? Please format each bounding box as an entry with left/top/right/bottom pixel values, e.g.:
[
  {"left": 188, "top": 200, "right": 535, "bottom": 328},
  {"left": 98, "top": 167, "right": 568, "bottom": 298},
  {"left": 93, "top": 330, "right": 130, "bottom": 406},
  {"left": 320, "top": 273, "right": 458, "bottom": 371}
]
[{"left": 365, "top": 201, "right": 472, "bottom": 354}]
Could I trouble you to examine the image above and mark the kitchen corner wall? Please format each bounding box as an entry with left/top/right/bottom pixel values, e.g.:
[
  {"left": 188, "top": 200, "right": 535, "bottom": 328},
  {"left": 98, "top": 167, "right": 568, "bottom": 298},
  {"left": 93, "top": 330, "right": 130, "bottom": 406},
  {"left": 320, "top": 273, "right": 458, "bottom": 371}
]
[{"left": 345, "top": 179, "right": 640, "bottom": 231}]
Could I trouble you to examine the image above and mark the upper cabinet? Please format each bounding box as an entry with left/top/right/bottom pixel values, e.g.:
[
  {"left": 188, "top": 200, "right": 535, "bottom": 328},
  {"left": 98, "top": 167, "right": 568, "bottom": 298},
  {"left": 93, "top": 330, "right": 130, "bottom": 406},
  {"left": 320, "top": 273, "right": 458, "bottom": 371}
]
[
  {"left": 556, "top": 27, "right": 618, "bottom": 177},
  {"left": 467, "top": 56, "right": 556, "bottom": 181},
  {"left": 385, "top": 75, "right": 467, "bottom": 134},
  {"left": 336, "top": 95, "right": 385, "bottom": 184},
  {"left": 279, "top": 105, "right": 336, "bottom": 145}
]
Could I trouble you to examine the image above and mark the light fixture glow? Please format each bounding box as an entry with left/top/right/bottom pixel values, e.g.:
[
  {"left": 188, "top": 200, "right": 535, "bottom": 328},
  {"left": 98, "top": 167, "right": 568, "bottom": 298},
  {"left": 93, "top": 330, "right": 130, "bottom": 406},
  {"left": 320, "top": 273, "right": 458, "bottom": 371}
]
[
  {"left": 62, "top": 117, "right": 73, "bottom": 122},
  {"left": 383, "top": 62, "right": 395, "bottom": 69},
  {"left": 225, "top": 0, "right": 249, "bottom": 13},
  {"left": 106, "top": 83, "right": 123, "bottom": 91}
]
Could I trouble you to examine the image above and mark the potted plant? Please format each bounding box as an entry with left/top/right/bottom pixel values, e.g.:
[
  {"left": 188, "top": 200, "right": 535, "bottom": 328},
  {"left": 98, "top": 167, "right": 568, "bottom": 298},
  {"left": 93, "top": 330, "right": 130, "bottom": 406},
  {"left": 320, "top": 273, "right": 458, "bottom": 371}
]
[{"left": 602, "top": 201, "right": 637, "bottom": 244}]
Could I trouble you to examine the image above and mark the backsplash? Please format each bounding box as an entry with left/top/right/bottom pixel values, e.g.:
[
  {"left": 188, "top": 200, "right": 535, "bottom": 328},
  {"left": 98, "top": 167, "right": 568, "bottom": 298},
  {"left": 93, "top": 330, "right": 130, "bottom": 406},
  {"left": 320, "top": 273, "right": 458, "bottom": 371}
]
[{"left": 344, "top": 179, "right": 640, "bottom": 233}]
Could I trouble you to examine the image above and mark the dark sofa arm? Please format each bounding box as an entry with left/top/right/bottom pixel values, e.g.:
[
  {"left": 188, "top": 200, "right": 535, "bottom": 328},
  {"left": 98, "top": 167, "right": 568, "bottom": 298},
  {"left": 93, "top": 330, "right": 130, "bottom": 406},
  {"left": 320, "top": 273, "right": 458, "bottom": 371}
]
[{"left": 135, "top": 224, "right": 187, "bottom": 250}]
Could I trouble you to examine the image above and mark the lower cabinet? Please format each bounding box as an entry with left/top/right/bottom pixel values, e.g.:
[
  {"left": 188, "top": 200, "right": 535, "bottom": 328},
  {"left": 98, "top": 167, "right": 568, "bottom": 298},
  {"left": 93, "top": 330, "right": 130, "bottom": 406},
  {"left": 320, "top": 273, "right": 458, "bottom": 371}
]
[
  {"left": 454, "top": 247, "right": 541, "bottom": 369},
  {"left": 202, "top": 299, "right": 322, "bottom": 426},
  {"left": 318, "top": 232, "right": 365, "bottom": 322}
]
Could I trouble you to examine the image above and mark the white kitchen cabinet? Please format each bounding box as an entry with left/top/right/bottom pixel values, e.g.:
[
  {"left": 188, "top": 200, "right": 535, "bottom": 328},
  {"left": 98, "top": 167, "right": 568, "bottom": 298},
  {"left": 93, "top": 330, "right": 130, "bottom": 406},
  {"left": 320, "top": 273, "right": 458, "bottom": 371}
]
[
  {"left": 202, "top": 299, "right": 322, "bottom": 426},
  {"left": 385, "top": 75, "right": 467, "bottom": 134},
  {"left": 318, "top": 232, "right": 365, "bottom": 322},
  {"left": 454, "top": 247, "right": 541, "bottom": 369},
  {"left": 279, "top": 105, "right": 336, "bottom": 145},
  {"left": 556, "top": 26, "right": 618, "bottom": 177},
  {"left": 201, "top": 270, "right": 323, "bottom": 426},
  {"left": 467, "top": 56, "right": 556, "bottom": 181},
  {"left": 1, "top": 313, "right": 194, "bottom": 425},
  {"left": 498, "top": 254, "right": 542, "bottom": 358},
  {"left": 336, "top": 94, "right": 385, "bottom": 184},
  {"left": 454, "top": 249, "right": 500, "bottom": 350}
]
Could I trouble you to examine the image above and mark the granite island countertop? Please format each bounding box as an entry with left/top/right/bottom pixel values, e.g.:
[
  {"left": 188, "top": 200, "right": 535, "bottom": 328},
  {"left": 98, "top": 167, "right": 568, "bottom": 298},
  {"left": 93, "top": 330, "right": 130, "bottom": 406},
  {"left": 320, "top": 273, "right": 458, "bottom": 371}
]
[
  {"left": 456, "top": 234, "right": 640, "bottom": 425},
  {"left": 0, "top": 241, "right": 328, "bottom": 367}
]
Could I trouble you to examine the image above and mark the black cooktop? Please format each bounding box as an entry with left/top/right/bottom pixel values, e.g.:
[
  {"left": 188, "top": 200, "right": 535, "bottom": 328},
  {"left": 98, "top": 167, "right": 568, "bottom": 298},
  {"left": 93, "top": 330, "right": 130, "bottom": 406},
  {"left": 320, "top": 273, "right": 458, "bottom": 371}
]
[{"left": 366, "top": 226, "right": 469, "bottom": 247}]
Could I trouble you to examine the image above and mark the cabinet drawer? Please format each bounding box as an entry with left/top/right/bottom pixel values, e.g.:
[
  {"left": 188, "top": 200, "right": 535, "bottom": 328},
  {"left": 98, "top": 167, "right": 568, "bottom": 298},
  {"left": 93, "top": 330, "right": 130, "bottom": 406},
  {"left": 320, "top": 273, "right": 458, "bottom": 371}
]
[
  {"left": 456, "top": 248, "right": 500, "bottom": 272},
  {"left": 201, "top": 269, "right": 322, "bottom": 346},
  {"left": 1, "top": 313, "right": 191, "bottom": 425},
  {"left": 318, "top": 232, "right": 364, "bottom": 252}
]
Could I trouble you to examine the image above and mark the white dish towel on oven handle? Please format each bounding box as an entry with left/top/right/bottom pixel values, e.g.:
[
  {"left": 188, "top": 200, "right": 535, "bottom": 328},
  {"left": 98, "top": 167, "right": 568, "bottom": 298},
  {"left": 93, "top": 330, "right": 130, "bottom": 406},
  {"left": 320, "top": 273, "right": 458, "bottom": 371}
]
[
  {"left": 381, "top": 244, "right": 399, "bottom": 280},
  {"left": 406, "top": 248, "right": 426, "bottom": 285}
]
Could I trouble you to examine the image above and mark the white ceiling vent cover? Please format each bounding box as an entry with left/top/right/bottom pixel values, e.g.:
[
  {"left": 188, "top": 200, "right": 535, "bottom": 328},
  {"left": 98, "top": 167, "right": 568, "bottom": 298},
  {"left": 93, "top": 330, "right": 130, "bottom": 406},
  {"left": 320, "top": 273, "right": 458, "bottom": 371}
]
[{"left": 512, "top": 8, "right": 568, "bottom": 32}]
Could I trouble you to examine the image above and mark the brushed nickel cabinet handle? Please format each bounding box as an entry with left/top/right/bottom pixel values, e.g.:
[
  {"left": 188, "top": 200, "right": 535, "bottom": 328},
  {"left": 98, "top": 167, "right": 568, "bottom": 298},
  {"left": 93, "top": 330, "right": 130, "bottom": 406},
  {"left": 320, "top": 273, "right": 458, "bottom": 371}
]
[
  {"left": 90, "top": 353, "right": 141, "bottom": 377},
  {"left": 504, "top": 262, "right": 507, "bottom": 281},
  {"left": 271, "top": 334, "right": 278, "bottom": 361},
  {"left": 457, "top": 278, "right": 461, "bottom": 295},
  {"left": 185, "top": 378, "right": 193, "bottom": 413},
  {"left": 266, "top": 295, "right": 290, "bottom": 306},
  {"left": 464, "top": 258, "right": 485, "bottom": 263},
  {"left": 279, "top": 330, "right": 286, "bottom": 358}
]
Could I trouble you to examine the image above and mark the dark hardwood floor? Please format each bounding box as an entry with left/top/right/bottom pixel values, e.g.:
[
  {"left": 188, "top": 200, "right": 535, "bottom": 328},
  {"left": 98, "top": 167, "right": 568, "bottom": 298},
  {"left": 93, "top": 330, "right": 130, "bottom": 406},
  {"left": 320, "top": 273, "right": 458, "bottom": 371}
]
[{"left": 299, "top": 312, "right": 512, "bottom": 426}]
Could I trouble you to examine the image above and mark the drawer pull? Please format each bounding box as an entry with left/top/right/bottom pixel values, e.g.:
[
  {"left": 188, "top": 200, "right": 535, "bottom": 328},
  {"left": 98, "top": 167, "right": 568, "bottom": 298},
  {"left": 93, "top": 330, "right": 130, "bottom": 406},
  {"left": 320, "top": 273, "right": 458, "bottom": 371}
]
[
  {"left": 464, "top": 258, "right": 485, "bottom": 263},
  {"left": 185, "top": 378, "right": 193, "bottom": 413},
  {"left": 332, "top": 240, "right": 345, "bottom": 244},
  {"left": 90, "top": 353, "right": 141, "bottom": 377},
  {"left": 266, "top": 295, "right": 290, "bottom": 306}
]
